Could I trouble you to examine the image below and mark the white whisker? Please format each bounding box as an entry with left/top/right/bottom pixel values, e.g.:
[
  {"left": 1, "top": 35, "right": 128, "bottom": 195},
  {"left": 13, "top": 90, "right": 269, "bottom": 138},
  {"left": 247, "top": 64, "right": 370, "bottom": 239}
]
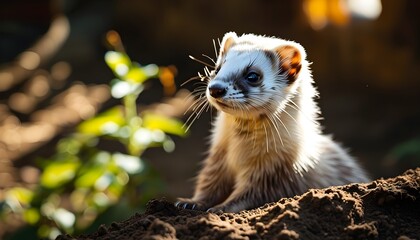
[
  {"left": 202, "top": 54, "right": 216, "bottom": 64},
  {"left": 181, "top": 76, "right": 201, "bottom": 86},
  {"left": 184, "top": 99, "right": 209, "bottom": 131},
  {"left": 189, "top": 55, "right": 215, "bottom": 68},
  {"left": 213, "top": 39, "right": 218, "bottom": 59},
  {"left": 262, "top": 122, "right": 269, "bottom": 153}
]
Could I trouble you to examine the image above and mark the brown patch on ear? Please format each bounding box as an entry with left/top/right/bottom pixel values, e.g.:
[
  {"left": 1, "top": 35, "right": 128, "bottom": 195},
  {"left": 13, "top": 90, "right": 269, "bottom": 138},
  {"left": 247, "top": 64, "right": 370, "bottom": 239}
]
[
  {"left": 276, "top": 46, "right": 302, "bottom": 83},
  {"left": 220, "top": 32, "right": 237, "bottom": 57}
]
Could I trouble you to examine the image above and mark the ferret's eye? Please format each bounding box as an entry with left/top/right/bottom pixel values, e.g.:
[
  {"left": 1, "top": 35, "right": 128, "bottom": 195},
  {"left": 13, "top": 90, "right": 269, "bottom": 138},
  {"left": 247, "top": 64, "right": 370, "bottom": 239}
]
[{"left": 245, "top": 72, "right": 260, "bottom": 82}]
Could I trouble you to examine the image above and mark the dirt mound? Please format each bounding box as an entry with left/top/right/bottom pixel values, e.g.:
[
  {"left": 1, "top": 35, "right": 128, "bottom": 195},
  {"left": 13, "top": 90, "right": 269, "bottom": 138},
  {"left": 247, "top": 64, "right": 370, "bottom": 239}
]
[{"left": 58, "top": 168, "right": 420, "bottom": 240}]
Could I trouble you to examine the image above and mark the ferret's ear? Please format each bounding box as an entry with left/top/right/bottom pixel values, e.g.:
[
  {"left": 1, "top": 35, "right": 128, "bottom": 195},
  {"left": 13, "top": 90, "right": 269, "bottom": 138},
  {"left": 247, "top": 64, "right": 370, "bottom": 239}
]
[
  {"left": 219, "top": 32, "right": 238, "bottom": 57},
  {"left": 275, "top": 45, "right": 302, "bottom": 83}
]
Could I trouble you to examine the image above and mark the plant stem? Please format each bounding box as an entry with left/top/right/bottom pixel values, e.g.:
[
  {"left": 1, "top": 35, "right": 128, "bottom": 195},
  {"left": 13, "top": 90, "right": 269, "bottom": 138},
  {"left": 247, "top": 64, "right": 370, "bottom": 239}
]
[{"left": 124, "top": 93, "right": 137, "bottom": 123}]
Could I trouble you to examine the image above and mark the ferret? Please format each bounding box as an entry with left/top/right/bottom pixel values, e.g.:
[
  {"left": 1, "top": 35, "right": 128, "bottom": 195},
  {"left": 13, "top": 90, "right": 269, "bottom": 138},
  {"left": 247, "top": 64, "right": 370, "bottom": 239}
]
[{"left": 176, "top": 32, "right": 369, "bottom": 213}]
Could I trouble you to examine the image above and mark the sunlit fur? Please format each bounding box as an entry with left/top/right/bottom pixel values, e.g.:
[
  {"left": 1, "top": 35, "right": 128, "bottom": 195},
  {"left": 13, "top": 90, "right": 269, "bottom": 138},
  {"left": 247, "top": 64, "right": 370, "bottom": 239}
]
[{"left": 178, "top": 32, "right": 369, "bottom": 213}]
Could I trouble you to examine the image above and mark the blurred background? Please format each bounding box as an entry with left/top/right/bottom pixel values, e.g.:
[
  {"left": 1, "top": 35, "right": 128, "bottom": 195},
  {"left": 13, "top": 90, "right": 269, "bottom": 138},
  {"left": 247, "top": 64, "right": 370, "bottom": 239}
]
[{"left": 1, "top": 0, "right": 419, "bottom": 239}]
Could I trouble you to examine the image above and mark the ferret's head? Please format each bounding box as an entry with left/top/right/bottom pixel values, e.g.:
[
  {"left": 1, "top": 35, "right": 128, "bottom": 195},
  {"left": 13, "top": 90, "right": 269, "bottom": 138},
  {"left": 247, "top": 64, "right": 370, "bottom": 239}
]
[{"left": 206, "top": 32, "right": 307, "bottom": 119}]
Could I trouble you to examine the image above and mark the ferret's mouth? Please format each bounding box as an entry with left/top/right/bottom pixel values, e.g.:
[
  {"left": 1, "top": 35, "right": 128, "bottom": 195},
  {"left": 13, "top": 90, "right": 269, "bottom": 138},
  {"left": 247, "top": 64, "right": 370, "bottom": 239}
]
[
  {"left": 207, "top": 93, "right": 245, "bottom": 113},
  {"left": 214, "top": 100, "right": 230, "bottom": 108},
  {"left": 211, "top": 99, "right": 248, "bottom": 115},
  {"left": 208, "top": 97, "right": 234, "bottom": 111}
]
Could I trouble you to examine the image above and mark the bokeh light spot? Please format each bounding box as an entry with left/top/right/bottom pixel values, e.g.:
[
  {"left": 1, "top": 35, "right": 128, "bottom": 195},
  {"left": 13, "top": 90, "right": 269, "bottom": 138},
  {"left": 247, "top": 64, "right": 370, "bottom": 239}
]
[
  {"left": 9, "top": 93, "right": 35, "bottom": 113},
  {"left": 28, "top": 74, "right": 50, "bottom": 97},
  {"left": 347, "top": 0, "right": 382, "bottom": 20},
  {"left": 19, "top": 51, "right": 41, "bottom": 70},
  {"left": 51, "top": 61, "right": 72, "bottom": 81},
  {"left": 0, "top": 72, "right": 14, "bottom": 91}
]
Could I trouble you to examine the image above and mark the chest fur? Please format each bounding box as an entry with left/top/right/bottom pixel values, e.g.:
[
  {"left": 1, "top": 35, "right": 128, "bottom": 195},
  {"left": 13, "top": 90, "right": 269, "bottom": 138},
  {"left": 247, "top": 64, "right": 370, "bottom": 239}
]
[{"left": 211, "top": 113, "right": 298, "bottom": 175}]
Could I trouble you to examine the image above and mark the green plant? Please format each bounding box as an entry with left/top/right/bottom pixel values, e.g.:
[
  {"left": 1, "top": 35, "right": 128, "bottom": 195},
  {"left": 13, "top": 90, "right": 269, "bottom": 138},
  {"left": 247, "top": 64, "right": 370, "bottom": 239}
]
[{"left": 0, "top": 37, "right": 185, "bottom": 239}]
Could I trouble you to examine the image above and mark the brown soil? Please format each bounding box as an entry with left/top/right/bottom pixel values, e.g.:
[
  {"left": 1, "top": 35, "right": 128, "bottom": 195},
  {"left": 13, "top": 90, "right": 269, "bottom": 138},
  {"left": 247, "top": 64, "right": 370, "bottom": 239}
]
[{"left": 58, "top": 168, "right": 420, "bottom": 240}]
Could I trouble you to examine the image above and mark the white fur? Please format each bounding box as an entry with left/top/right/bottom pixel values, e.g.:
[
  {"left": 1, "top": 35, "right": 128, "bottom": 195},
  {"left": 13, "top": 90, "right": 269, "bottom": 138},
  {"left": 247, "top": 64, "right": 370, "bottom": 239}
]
[
  {"left": 182, "top": 32, "right": 370, "bottom": 213},
  {"left": 208, "top": 33, "right": 368, "bottom": 184}
]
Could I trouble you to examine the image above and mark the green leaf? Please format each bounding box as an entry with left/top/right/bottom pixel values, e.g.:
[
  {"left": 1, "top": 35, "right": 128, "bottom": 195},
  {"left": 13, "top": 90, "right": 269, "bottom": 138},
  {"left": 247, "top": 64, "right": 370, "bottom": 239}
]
[
  {"left": 105, "top": 51, "right": 131, "bottom": 77},
  {"left": 132, "top": 128, "right": 153, "bottom": 146},
  {"left": 124, "top": 66, "right": 147, "bottom": 83},
  {"left": 163, "top": 138, "right": 176, "bottom": 152},
  {"left": 127, "top": 137, "right": 145, "bottom": 156},
  {"left": 6, "top": 187, "right": 34, "bottom": 206},
  {"left": 24, "top": 208, "right": 41, "bottom": 225},
  {"left": 389, "top": 138, "right": 420, "bottom": 159},
  {"left": 143, "top": 64, "right": 159, "bottom": 77},
  {"left": 93, "top": 172, "right": 114, "bottom": 191},
  {"left": 77, "top": 107, "right": 125, "bottom": 136},
  {"left": 52, "top": 208, "right": 76, "bottom": 230},
  {"left": 143, "top": 113, "right": 187, "bottom": 137},
  {"left": 106, "top": 181, "right": 124, "bottom": 200},
  {"left": 75, "top": 152, "right": 112, "bottom": 189},
  {"left": 75, "top": 167, "right": 105, "bottom": 189},
  {"left": 110, "top": 79, "right": 143, "bottom": 99},
  {"left": 92, "top": 192, "right": 111, "bottom": 208},
  {"left": 113, "top": 153, "right": 144, "bottom": 174},
  {"left": 41, "top": 161, "right": 81, "bottom": 188},
  {"left": 57, "top": 138, "right": 83, "bottom": 155}
]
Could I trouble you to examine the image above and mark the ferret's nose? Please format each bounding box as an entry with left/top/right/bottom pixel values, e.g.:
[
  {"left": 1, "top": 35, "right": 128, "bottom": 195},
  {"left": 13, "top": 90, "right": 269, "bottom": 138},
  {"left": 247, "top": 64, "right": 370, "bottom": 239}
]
[{"left": 208, "top": 83, "right": 227, "bottom": 98}]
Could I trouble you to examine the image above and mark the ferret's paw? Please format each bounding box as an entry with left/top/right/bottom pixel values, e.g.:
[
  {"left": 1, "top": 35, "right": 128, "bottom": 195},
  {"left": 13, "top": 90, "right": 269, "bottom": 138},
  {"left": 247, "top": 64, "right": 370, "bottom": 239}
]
[
  {"left": 175, "top": 198, "right": 206, "bottom": 211},
  {"left": 206, "top": 205, "right": 225, "bottom": 214}
]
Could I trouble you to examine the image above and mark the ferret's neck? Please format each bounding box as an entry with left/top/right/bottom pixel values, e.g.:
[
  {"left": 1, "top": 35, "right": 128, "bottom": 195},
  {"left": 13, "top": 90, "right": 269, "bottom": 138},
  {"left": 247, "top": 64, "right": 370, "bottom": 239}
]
[
  {"left": 221, "top": 78, "right": 322, "bottom": 173},
  {"left": 228, "top": 79, "right": 320, "bottom": 138}
]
